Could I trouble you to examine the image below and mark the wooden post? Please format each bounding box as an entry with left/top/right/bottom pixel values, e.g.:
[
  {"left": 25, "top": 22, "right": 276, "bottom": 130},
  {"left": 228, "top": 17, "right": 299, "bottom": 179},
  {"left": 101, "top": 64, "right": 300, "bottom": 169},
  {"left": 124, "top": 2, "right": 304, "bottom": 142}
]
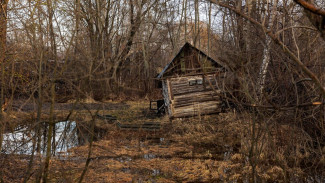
[{"left": 167, "top": 79, "right": 174, "bottom": 117}]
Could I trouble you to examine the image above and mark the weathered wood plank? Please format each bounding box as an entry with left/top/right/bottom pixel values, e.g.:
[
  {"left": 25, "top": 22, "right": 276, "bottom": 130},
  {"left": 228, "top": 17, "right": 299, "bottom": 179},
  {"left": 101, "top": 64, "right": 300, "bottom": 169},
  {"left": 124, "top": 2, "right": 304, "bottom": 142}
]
[
  {"left": 170, "top": 78, "right": 217, "bottom": 86},
  {"left": 173, "top": 90, "right": 220, "bottom": 102},
  {"left": 170, "top": 79, "right": 217, "bottom": 88},
  {"left": 174, "top": 90, "right": 220, "bottom": 99},
  {"left": 172, "top": 100, "right": 221, "bottom": 118},
  {"left": 170, "top": 75, "right": 219, "bottom": 96},
  {"left": 172, "top": 86, "right": 218, "bottom": 96},
  {"left": 174, "top": 99, "right": 221, "bottom": 108}
]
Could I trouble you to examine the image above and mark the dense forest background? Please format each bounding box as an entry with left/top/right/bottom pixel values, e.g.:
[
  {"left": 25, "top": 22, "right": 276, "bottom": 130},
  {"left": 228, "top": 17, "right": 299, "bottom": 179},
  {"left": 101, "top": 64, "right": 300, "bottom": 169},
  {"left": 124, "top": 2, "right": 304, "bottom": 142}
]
[
  {"left": 0, "top": 0, "right": 324, "bottom": 102},
  {"left": 0, "top": 0, "right": 325, "bottom": 182}
]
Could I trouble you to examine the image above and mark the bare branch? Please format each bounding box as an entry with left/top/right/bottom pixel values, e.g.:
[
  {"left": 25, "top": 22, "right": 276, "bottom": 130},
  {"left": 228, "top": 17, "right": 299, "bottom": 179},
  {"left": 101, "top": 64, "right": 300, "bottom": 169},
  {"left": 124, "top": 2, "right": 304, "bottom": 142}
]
[
  {"left": 294, "top": 0, "right": 325, "bottom": 16},
  {"left": 208, "top": 0, "right": 325, "bottom": 97}
]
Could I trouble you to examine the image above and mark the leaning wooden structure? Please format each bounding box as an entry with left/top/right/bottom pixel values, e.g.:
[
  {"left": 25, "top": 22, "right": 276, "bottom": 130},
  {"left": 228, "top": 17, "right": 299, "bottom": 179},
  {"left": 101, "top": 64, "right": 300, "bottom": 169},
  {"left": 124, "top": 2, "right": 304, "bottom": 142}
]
[{"left": 156, "top": 42, "right": 227, "bottom": 118}]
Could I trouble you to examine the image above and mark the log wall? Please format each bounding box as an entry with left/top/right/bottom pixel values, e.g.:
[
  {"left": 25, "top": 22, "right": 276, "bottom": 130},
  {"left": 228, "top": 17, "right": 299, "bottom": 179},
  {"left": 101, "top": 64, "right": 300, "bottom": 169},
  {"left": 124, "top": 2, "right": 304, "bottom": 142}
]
[{"left": 162, "top": 74, "right": 222, "bottom": 118}]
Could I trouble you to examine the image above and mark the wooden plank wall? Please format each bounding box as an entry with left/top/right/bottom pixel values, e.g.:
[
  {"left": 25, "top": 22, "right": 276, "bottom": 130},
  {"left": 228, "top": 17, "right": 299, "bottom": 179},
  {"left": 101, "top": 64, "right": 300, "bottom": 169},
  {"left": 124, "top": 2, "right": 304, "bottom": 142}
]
[{"left": 166, "top": 75, "right": 221, "bottom": 118}]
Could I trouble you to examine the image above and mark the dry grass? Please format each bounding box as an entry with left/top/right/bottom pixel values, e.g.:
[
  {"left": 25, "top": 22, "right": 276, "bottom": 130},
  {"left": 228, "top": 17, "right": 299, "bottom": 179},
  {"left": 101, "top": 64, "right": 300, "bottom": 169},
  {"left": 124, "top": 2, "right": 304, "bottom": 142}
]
[{"left": 1, "top": 101, "right": 324, "bottom": 182}]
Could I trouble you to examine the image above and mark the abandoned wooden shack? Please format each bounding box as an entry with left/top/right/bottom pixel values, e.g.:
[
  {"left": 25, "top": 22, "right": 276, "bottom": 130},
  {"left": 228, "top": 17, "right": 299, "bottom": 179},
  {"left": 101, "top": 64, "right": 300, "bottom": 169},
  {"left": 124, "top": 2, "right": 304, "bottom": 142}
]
[{"left": 157, "top": 42, "right": 227, "bottom": 118}]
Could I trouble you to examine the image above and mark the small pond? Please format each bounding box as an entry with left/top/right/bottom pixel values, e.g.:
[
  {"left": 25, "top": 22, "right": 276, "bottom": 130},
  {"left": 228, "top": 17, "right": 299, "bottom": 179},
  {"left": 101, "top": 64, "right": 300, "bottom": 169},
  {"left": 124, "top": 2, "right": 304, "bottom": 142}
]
[{"left": 1, "top": 121, "right": 79, "bottom": 155}]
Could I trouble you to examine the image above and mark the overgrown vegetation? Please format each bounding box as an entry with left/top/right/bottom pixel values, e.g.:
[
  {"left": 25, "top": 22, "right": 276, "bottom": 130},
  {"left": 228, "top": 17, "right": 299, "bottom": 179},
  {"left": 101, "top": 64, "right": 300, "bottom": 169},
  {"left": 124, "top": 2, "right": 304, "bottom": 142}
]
[{"left": 0, "top": 0, "right": 325, "bottom": 182}]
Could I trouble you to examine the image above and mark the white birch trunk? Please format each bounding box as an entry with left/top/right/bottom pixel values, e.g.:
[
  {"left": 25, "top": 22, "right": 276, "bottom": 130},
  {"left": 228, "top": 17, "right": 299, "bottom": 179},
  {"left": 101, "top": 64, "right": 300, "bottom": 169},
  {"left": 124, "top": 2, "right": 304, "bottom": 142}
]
[
  {"left": 257, "top": 0, "right": 278, "bottom": 95},
  {"left": 258, "top": 37, "right": 271, "bottom": 94}
]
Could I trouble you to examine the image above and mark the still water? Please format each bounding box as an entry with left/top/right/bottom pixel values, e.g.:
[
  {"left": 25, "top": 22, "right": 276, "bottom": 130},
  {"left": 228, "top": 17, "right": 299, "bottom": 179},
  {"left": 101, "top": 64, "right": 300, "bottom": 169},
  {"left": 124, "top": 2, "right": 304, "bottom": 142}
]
[{"left": 1, "top": 121, "right": 78, "bottom": 155}]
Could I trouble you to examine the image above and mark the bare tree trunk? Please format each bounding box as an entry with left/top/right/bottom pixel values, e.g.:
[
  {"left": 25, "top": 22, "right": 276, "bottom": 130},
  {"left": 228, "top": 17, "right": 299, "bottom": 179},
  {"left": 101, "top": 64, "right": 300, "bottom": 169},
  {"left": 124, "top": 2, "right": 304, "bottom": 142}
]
[
  {"left": 175, "top": 0, "right": 185, "bottom": 49},
  {"left": 194, "top": 0, "right": 199, "bottom": 46},
  {"left": 142, "top": 36, "right": 148, "bottom": 81},
  {"left": 208, "top": 1, "right": 211, "bottom": 56},
  {"left": 184, "top": 0, "right": 187, "bottom": 42},
  {"left": 257, "top": 0, "right": 278, "bottom": 96},
  {"left": 258, "top": 37, "right": 271, "bottom": 95},
  {"left": 42, "top": 84, "right": 55, "bottom": 182},
  {"left": 43, "top": 0, "right": 57, "bottom": 181},
  {"left": 36, "top": 0, "right": 45, "bottom": 154},
  {"left": 110, "top": 0, "right": 147, "bottom": 83},
  {"left": 78, "top": 113, "right": 97, "bottom": 183},
  {"left": 24, "top": 50, "right": 44, "bottom": 183},
  {"left": 75, "top": 0, "right": 80, "bottom": 54},
  {"left": 36, "top": 51, "right": 43, "bottom": 153},
  {"left": 0, "top": 0, "right": 9, "bottom": 153},
  {"left": 0, "top": 2, "right": 8, "bottom": 180}
]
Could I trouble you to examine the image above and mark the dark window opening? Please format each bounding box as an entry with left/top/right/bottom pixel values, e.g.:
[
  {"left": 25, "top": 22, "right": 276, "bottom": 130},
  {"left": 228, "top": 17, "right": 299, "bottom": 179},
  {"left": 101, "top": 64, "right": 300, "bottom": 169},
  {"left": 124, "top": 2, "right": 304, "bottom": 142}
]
[
  {"left": 189, "top": 79, "right": 203, "bottom": 86},
  {"left": 197, "top": 79, "right": 203, "bottom": 85}
]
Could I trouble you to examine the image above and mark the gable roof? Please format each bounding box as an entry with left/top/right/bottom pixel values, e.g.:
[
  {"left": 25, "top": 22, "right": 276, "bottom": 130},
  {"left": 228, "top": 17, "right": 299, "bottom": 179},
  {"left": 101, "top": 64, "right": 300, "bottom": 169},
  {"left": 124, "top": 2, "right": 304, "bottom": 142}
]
[{"left": 157, "top": 42, "right": 225, "bottom": 79}]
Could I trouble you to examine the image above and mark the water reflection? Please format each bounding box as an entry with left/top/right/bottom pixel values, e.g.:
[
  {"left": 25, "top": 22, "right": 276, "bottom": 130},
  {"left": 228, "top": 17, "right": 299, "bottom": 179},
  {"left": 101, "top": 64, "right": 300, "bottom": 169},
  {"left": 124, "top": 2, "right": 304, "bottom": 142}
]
[{"left": 1, "top": 121, "right": 78, "bottom": 155}]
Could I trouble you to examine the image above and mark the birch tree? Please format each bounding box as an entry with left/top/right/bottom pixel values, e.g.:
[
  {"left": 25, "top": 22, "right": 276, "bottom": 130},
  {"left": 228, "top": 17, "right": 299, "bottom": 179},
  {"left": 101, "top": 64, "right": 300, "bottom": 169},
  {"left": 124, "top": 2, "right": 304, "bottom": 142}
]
[
  {"left": 257, "top": 0, "right": 278, "bottom": 96},
  {"left": 0, "top": 1, "right": 9, "bottom": 181}
]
